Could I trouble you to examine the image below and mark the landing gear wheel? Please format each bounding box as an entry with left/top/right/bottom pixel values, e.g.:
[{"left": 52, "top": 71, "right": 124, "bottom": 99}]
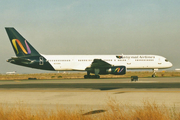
[
  {"left": 92, "top": 75, "right": 100, "bottom": 79},
  {"left": 84, "top": 75, "right": 91, "bottom": 79},
  {"left": 152, "top": 74, "right": 156, "bottom": 78},
  {"left": 152, "top": 69, "right": 157, "bottom": 78},
  {"left": 84, "top": 75, "right": 100, "bottom": 79},
  {"left": 96, "top": 75, "right": 100, "bottom": 79}
]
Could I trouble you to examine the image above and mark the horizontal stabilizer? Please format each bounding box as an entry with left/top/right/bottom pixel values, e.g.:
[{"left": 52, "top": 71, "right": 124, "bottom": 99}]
[{"left": 7, "top": 57, "right": 36, "bottom": 64}]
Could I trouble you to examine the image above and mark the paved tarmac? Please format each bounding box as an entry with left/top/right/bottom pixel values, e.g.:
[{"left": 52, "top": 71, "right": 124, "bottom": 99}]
[{"left": 0, "top": 77, "right": 180, "bottom": 114}]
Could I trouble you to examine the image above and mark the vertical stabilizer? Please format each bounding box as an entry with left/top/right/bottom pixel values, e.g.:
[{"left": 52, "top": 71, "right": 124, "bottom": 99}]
[{"left": 5, "top": 27, "right": 40, "bottom": 57}]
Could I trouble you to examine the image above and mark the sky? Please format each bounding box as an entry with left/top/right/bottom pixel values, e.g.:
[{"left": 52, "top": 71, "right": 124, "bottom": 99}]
[{"left": 0, "top": 0, "right": 180, "bottom": 74}]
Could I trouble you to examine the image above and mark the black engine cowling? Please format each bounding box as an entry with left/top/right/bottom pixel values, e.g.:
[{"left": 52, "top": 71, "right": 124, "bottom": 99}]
[
  {"left": 89, "top": 66, "right": 126, "bottom": 75},
  {"left": 106, "top": 66, "right": 126, "bottom": 75}
]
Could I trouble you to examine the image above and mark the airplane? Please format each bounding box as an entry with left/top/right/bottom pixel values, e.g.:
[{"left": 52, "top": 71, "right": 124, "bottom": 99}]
[
  {"left": 5, "top": 27, "right": 173, "bottom": 78},
  {"left": 6, "top": 71, "right": 16, "bottom": 75}
]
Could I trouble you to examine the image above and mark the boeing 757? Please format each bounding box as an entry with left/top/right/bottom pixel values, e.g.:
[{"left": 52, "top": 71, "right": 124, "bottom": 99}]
[{"left": 5, "top": 28, "right": 172, "bottom": 78}]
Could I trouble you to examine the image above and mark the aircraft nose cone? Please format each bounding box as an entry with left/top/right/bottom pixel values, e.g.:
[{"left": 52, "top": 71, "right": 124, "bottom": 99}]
[{"left": 169, "top": 62, "right": 173, "bottom": 67}]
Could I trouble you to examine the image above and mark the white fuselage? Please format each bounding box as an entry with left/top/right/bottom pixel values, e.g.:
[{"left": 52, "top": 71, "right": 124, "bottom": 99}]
[{"left": 42, "top": 55, "right": 172, "bottom": 71}]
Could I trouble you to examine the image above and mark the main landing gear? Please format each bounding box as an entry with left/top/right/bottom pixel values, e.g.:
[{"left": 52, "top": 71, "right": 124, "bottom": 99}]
[
  {"left": 84, "top": 71, "right": 100, "bottom": 79},
  {"left": 84, "top": 75, "right": 100, "bottom": 79}
]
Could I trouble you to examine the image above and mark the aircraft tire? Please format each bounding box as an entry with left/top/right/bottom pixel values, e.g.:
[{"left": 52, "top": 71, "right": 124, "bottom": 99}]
[
  {"left": 95, "top": 75, "right": 100, "bottom": 79},
  {"left": 84, "top": 75, "right": 88, "bottom": 79},
  {"left": 84, "top": 75, "right": 100, "bottom": 79},
  {"left": 84, "top": 75, "right": 91, "bottom": 79},
  {"left": 152, "top": 74, "right": 156, "bottom": 78},
  {"left": 91, "top": 75, "right": 100, "bottom": 79}
]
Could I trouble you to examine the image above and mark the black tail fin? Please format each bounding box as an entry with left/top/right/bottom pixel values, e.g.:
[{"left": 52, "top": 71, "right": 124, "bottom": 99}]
[{"left": 5, "top": 27, "right": 40, "bottom": 57}]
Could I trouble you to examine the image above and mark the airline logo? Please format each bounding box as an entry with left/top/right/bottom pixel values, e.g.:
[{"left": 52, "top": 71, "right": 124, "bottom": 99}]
[
  {"left": 116, "top": 56, "right": 123, "bottom": 59},
  {"left": 114, "top": 67, "right": 124, "bottom": 73},
  {"left": 12, "top": 39, "right": 31, "bottom": 54}
]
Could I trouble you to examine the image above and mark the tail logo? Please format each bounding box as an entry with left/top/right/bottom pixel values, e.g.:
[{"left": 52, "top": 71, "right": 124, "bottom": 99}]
[
  {"left": 12, "top": 39, "right": 31, "bottom": 54},
  {"left": 114, "top": 67, "right": 124, "bottom": 73}
]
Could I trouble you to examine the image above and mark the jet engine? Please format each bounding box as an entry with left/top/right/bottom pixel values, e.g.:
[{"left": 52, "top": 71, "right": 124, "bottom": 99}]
[{"left": 106, "top": 66, "right": 126, "bottom": 75}]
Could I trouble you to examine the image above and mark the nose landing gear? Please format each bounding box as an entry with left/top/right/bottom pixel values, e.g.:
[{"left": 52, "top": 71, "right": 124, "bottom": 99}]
[
  {"left": 152, "top": 73, "right": 156, "bottom": 78},
  {"left": 152, "top": 69, "right": 158, "bottom": 78}
]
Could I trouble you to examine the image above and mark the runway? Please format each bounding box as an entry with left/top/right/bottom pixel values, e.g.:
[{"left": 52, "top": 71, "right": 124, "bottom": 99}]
[
  {"left": 0, "top": 77, "right": 180, "bottom": 114},
  {"left": 0, "top": 77, "right": 180, "bottom": 90}
]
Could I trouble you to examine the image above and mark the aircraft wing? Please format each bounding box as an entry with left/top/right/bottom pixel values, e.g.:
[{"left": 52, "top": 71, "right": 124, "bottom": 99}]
[
  {"left": 90, "top": 59, "right": 112, "bottom": 68},
  {"left": 73, "top": 59, "right": 112, "bottom": 71}
]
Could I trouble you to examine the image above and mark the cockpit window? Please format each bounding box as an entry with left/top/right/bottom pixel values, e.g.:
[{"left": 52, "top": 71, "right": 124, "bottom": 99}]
[{"left": 165, "top": 59, "right": 169, "bottom": 62}]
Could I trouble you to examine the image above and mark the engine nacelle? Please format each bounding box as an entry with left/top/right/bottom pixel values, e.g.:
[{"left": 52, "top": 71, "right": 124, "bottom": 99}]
[
  {"left": 89, "top": 66, "right": 126, "bottom": 75},
  {"left": 106, "top": 66, "right": 126, "bottom": 75}
]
